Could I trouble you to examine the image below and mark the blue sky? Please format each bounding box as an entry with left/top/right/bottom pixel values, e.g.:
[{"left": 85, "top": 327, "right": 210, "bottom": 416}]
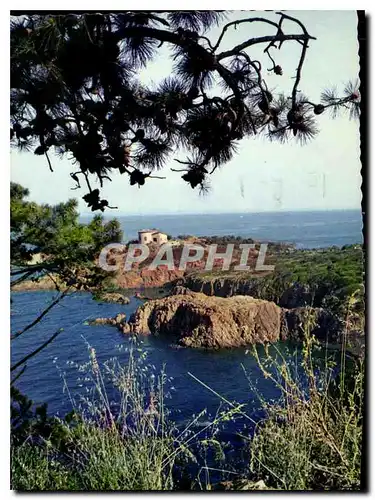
[{"left": 10, "top": 10, "right": 362, "bottom": 214}]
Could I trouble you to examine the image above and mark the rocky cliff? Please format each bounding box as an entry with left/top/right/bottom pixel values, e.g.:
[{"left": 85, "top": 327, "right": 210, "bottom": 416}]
[
  {"left": 11, "top": 274, "right": 65, "bottom": 291},
  {"left": 124, "top": 290, "right": 284, "bottom": 348},
  {"left": 181, "top": 273, "right": 313, "bottom": 308},
  {"left": 91, "top": 289, "right": 342, "bottom": 349},
  {"left": 114, "top": 268, "right": 184, "bottom": 289}
]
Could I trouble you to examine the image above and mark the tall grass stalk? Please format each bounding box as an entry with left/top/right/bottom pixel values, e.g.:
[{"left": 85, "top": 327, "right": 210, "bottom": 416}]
[
  {"left": 246, "top": 294, "right": 364, "bottom": 491},
  {"left": 11, "top": 337, "right": 242, "bottom": 491}
]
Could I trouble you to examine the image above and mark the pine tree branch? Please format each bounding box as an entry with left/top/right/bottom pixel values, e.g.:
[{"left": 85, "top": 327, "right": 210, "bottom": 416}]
[
  {"left": 212, "top": 17, "right": 281, "bottom": 52},
  {"left": 11, "top": 364, "right": 27, "bottom": 385},
  {"left": 217, "top": 33, "right": 315, "bottom": 61},
  {"left": 275, "top": 12, "right": 312, "bottom": 108}
]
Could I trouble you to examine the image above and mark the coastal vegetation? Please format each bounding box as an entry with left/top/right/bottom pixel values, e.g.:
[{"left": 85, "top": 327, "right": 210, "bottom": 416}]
[
  {"left": 11, "top": 182, "right": 122, "bottom": 282},
  {"left": 11, "top": 182, "right": 123, "bottom": 375},
  {"left": 11, "top": 326, "right": 364, "bottom": 491},
  {"left": 185, "top": 244, "right": 364, "bottom": 321},
  {"left": 10, "top": 187, "right": 365, "bottom": 490},
  {"left": 248, "top": 338, "right": 364, "bottom": 490}
]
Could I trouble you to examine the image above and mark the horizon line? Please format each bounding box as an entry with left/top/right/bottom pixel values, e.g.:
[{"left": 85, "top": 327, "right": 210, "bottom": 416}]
[{"left": 79, "top": 207, "right": 363, "bottom": 217}]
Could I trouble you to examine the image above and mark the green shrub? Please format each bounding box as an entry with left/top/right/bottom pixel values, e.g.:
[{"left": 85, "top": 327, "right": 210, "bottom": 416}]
[
  {"left": 11, "top": 444, "right": 79, "bottom": 491},
  {"left": 11, "top": 339, "right": 241, "bottom": 491},
  {"left": 247, "top": 308, "right": 364, "bottom": 491}
]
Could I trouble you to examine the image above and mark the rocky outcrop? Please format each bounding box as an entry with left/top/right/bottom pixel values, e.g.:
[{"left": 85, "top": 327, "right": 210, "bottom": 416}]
[
  {"left": 181, "top": 274, "right": 264, "bottom": 299},
  {"left": 89, "top": 290, "right": 343, "bottom": 348},
  {"left": 181, "top": 274, "right": 315, "bottom": 308},
  {"left": 96, "top": 292, "right": 130, "bottom": 304},
  {"left": 89, "top": 313, "right": 127, "bottom": 326},
  {"left": 279, "top": 284, "right": 314, "bottom": 308},
  {"left": 122, "top": 292, "right": 283, "bottom": 348},
  {"left": 11, "top": 274, "right": 66, "bottom": 291},
  {"left": 114, "top": 269, "right": 184, "bottom": 289}
]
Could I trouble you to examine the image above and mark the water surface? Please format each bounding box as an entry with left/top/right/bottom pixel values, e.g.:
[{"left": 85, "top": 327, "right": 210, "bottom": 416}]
[
  {"left": 12, "top": 291, "right": 289, "bottom": 425},
  {"left": 81, "top": 209, "right": 363, "bottom": 249}
]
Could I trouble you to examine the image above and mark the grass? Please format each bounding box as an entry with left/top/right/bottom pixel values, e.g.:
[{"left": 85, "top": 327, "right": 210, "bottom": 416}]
[
  {"left": 12, "top": 423, "right": 178, "bottom": 491},
  {"left": 11, "top": 339, "right": 243, "bottom": 491},
  {"left": 12, "top": 339, "right": 364, "bottom": 490},
  {"left": 12, "top": 341, "right": 177, "bottom": 491},
  {"left": 247, "top": 359, "right": 363, "bottom": 489},
  {"left": 12, "top": 444, "right": 78, "bottom": 490},
  {"left": 245, "top": 303, "right": 364, "bottom": 491}
]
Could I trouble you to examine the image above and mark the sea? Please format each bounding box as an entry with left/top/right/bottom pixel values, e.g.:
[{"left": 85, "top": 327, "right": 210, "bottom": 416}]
[
  {"left": 81, "top": 209, "right": 364, "bottom": 249},
  {"left": 11, "top": 210, "right": 363, "bottom": 445}
]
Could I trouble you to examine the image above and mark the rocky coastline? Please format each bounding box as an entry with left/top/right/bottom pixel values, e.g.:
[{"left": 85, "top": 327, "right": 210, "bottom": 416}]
[
  {"left": 15, "top": 243, "right": 363, "bottom": 352},
  {"left": 89, "top": 288, "right": 343, "bottom": 349}
]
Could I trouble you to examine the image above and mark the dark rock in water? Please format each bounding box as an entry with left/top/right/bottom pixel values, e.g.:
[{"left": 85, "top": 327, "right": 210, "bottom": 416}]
[
  {"left": 97, "top": 292, "right": 130, "bottom": 304},
  {"left": 115, "top": 313, "right": 127, "bottom": 324},
  {"left": 88, "top": 317, "right": 113, "bottom": 326},
  {"left": 89, "top": 313, "right": 126, "bottom": 326}
]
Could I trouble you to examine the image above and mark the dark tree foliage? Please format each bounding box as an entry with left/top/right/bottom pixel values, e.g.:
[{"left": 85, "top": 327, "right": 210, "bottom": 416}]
[
  {"left": 11, "top": 181, "right": 123, "bottom": 272},
  {"left": 10, "top": 11, "right": 360, "bottom": 207},
  {"left": 10, "top": 182, "right": 123, "bottom": 375}
]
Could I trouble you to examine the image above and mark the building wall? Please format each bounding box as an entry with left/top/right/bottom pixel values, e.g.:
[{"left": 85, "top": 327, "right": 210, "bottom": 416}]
[
  {"left": 156, "top": 233, "right": 168, "bottom": 245},
  {"left": 139, "top": 232, "right": 153, "bottom": 245},
  {"left": 138, "top": 232, "right": 168, "bottom": 245}
]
